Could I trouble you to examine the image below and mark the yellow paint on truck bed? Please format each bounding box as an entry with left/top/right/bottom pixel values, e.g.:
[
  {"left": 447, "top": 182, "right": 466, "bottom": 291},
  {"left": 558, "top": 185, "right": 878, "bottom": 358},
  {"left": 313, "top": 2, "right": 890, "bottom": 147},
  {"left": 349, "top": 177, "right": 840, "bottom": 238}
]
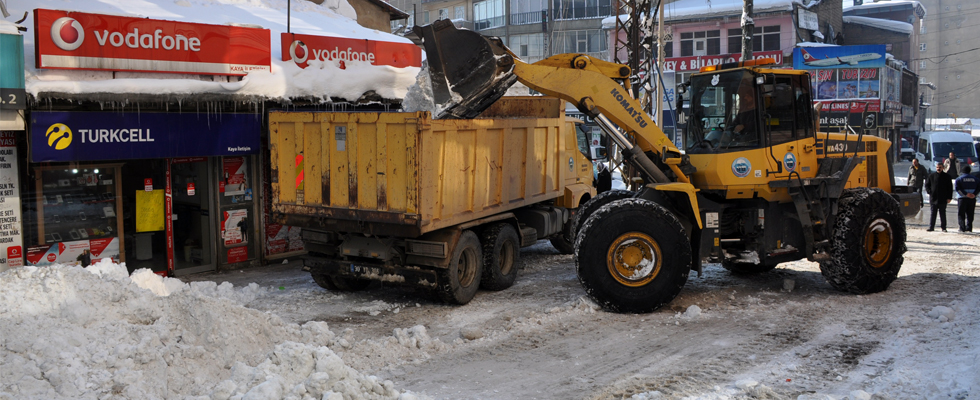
[{"left": 269, "top": 97, "right": 581, "bottom": 237}]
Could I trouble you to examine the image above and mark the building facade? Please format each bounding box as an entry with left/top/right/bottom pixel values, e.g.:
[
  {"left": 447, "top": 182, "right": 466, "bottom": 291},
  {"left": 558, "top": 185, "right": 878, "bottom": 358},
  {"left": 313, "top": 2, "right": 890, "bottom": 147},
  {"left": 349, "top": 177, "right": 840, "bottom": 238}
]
[{"left": 914, "top": 0, "right": 980, "bottom": 119}]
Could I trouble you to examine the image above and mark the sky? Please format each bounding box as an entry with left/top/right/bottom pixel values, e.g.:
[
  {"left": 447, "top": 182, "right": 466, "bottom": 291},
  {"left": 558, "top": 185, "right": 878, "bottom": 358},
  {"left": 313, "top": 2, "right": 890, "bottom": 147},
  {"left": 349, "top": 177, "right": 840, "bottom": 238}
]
[{"left": 5, "top": 0, "right": 421, "bottom": 103}]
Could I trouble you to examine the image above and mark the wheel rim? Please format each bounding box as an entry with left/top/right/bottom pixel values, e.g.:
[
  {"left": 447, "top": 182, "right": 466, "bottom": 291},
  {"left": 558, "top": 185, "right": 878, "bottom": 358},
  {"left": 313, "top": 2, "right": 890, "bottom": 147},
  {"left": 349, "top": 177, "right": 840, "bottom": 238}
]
[
  {"left": 458, "top": 246, "right": 479, "bottom": 287},
  {"left": 499, "top": 240, "right": 515, "bottom": 275},
  {"left": 606, "top": 232, "right": 662, "bottom": 287},
  {"left": 863, "top": 218, "right": 893, "bottom": 268}
]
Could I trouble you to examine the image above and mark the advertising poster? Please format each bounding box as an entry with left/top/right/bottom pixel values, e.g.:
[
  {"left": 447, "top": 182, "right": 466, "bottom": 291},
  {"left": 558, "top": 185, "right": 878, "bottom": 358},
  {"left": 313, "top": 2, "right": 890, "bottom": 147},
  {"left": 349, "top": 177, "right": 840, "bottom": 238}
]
[
  {"left": 221, "top": 209, "right": 249, "bottom": 245},
  {"left": 265, "top": 224, "right": 305, "bottom": 256},
  {"left": 24, "top": 238, "right": 119, "bottom": 266},
  {"left": 0, "top": 132, "right": 23, "bottom": 271},
  {"left": 223, "top": 157, "right": 248, "bottom": 196}
]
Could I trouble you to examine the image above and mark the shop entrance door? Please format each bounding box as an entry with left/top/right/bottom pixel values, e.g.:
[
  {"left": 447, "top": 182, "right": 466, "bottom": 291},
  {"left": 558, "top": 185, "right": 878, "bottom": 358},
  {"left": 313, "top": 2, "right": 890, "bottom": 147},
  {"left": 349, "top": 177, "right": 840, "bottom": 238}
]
[{"left": 171, "top": 158, "right": 215, "bottom": 275}]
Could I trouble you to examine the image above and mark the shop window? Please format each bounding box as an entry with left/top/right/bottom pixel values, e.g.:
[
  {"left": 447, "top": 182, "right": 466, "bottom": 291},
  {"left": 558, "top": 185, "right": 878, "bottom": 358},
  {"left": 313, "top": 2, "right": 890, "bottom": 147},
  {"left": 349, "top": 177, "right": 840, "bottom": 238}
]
[{"left": 31, "top": 164, "right": 124, "bottom": 266}]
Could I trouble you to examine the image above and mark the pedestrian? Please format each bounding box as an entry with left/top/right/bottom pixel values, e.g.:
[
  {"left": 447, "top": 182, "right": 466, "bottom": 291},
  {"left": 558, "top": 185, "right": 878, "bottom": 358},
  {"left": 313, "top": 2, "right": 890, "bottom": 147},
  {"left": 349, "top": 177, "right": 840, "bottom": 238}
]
[
  {"left": 925, "top": 162, "right": 954, "bottom": 232},
  {"left": 907, "top": 158, "right": 927, "bottom": 204},
  {"left": 944, "top": 152, "right": 959, "bottom": 177},
  {"left": 953, "top": 165, "right": 978, "bottom": 232},
  {"left": 76, "top": 249, "right": 92, "bottom": 267}
]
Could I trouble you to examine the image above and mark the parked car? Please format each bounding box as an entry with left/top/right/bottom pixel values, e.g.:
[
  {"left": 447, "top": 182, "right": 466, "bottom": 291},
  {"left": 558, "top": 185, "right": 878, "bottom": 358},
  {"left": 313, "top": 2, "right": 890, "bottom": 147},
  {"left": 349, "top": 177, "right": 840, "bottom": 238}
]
[{"left": 901, "top": 138, "right": 914, "bottom": 161}]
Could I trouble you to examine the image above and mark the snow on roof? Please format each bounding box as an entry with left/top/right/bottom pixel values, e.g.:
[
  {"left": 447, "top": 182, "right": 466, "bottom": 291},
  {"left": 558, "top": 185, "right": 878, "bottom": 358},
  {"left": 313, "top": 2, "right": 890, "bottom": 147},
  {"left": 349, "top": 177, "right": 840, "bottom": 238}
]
[
  {"left": 6, "top": 0, "right": 421, "bottom": 104},
  {"left": 843, "top": 15, "right": 913, "bottom": 35},
  {"left": 843, "top": 0, "right": 927, "bottom": 18},
  {"left": 796, "top": 41, "right": 838, "bottom": 47},
  {"left": 0, "top": 19, "right": 22, "bottom": 35},
  {"left": 663, "top": 0, "right": 799, "bottom": 21}
]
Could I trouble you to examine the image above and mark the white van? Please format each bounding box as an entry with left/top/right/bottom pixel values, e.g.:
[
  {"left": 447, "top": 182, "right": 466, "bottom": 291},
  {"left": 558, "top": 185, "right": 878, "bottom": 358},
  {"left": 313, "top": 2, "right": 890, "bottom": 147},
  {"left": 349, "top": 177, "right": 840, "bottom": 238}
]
[{"left": 915, "top": 130, "right": 980, "bottom": 173}]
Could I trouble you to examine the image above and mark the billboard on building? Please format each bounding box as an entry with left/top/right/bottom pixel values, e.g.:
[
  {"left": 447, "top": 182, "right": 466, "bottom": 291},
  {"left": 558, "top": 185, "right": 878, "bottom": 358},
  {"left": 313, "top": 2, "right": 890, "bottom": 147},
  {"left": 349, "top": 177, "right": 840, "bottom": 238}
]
[
  {"left": 795, "top": 45, "right": 887, "bottom": 129},
  {"left": 281, "top": 33, "right": 421, "bottom": 69},
  {"left": 34, "top": 8, "right": 271, "bottom": 76}
]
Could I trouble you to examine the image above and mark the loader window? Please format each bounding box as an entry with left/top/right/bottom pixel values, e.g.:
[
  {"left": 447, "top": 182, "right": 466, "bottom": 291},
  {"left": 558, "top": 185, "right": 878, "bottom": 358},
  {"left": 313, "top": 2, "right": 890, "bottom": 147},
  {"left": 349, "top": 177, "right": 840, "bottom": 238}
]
[
  {"left": 760, "top": 74, "right": 813, "bottom": 145},
  {"left": 685, "top": 70, "right": 761, "bottom": 153}
]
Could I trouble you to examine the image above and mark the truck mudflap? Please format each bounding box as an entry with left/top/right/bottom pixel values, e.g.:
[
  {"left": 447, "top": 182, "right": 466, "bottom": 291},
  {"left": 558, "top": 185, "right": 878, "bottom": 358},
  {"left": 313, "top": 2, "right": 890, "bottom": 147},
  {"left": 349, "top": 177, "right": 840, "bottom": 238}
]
[
  {"left": 303, "top": 255, "right": 440, "bottom": 288},
  {"left": 889, "top": 186, "right": 922, "bottom": 217}
]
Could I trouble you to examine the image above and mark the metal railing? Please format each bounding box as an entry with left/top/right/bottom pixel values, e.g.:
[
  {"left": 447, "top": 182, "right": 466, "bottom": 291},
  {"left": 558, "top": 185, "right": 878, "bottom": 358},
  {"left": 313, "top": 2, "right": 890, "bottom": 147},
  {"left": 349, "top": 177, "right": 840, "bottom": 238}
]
[
  {"left": 475, "top": 16, "right": 506, "bottom": 30},
  {"left": 510, "top": 11, "right": 545, "bottom": 25},
  {"left": 552, "top": 5, "right": 612, "bottom": 20}
]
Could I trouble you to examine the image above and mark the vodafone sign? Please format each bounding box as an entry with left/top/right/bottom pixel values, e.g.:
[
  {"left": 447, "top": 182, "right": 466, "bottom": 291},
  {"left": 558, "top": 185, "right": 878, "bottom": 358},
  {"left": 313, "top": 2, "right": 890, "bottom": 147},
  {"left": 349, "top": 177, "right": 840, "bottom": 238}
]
[
  {"left": 34, "top": 9, "right": 271, "bottom": 76},
  {"left": 282, "top": 33, "right": 421, "bottom": 69}
]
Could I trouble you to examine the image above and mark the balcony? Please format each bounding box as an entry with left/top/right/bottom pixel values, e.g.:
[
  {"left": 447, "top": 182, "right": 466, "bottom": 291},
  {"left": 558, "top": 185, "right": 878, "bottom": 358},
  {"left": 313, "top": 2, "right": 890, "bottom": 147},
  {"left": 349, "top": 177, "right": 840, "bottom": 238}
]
[
  {"left": 552, "top": 5, "right": 612, "bottom": 20},
  {"left": 511, "top": 11, "right": 546, "bottom": 25},
  {"left": 475, "top": 16, "right": 506, "bottom": 30}
]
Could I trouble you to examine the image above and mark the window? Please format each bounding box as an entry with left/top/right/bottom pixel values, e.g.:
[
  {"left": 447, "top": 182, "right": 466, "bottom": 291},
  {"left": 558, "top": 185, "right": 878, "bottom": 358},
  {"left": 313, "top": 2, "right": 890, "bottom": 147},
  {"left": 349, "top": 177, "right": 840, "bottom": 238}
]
[
  {"left": 681, "top": 30, "right": 720, "bottom": 57},
  {"left": 511, "top": 0, "right": 548, "bottom": 24},
  {"left": 509, "top": 33, "right": 547, "bottom": 63},
  {"left": 423, "top": 11, "right": 430, "bottom": 23},
  {"left": 474, "top": 0, "right": 505, "bottom": 29},
  {"left": 920, "top": 43, "right": 926, "bottom": 51},
  {"left": 439, "top": 8, "right": 449, "bottom": 20},
  {"left": 920, "top": 24, "right": 926, "bottom": 34},
  {"left": 660, "top": 41, "right": 673, "bottom": 58},
  {"left": 553, "top": 29, "right": 607, "bottom": 54},
  {"left": 920, "top": 60, "right": 926, "bottom": 69},
  {"left": 551, "top": 0, "right": 612, "bottom": 20},
  {"left": 727, "top": 26, "right": 780, "bottom": 54},
  {"left": 455, "top": 6, "right": 465, "bottom": 20}
]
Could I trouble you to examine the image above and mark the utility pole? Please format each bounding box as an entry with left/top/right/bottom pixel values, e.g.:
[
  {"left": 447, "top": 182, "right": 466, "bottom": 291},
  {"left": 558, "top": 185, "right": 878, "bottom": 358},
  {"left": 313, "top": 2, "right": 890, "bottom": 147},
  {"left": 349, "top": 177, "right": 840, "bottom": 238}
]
[{"left": 741, "top": 0, "right": 754, "bottom": 61}]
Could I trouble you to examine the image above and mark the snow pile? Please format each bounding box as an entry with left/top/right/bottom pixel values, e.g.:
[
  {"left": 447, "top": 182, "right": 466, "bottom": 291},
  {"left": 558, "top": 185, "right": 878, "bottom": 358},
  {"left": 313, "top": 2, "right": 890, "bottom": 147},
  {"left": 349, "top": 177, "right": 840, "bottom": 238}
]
[
  {"left": 7, "top": 0, "right": 421, "bottom": 103},
  {"left": 0, "top": 262, "right": 427, "bottom": 399},
  {"left": 843, "top": 15, "right": 914, "bottom": 35}
]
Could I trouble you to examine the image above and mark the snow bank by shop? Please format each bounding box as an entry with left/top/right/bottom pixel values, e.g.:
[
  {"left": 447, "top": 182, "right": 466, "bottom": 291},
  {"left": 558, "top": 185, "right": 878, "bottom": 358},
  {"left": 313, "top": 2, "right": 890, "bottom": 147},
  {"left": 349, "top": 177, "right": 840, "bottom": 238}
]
[{"left": 0, "top": 260, "right": 426, "bottom": 399}]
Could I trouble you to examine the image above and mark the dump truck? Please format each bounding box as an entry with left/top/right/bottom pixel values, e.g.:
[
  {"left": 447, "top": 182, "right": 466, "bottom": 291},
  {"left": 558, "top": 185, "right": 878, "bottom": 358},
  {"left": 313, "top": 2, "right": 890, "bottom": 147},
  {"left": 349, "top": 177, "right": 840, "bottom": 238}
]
[
  {"left": 267, "top": 97, "right": 596, "bottom": 304},
  {"left": 417, "top": 20, "right": 921, "bottom": 313}
]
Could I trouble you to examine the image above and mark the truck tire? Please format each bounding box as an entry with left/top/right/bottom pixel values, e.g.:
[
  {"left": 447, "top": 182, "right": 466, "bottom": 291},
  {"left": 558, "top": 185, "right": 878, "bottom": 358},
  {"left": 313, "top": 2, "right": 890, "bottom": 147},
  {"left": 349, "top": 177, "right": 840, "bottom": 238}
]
[
  {"left": 557, "top": 189, "right": 633, "bottom": 254},
  {"left": 576, "top": 198, "right": 691, "bottom": 313},
  {"left": 312, "top": 273, "right": 339, "bottom": 290},
  {"left": 481, "top": 223, "right": 520, "bottom": 290},
  {"left": 820, "top": 188, "right": 906, "bottom": 294},
  {"left": 437, "top": 230, "right": 483, "bottom": 304}
]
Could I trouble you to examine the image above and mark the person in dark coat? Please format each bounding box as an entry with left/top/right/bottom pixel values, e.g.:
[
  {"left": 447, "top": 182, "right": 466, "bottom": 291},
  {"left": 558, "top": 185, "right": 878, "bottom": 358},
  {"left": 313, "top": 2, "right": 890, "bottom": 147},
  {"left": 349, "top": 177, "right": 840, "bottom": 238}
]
[
  {"left": 76, "top": 249, "right": 92, "bottom": 267},
  {"left": 954, "top": 165, "right": 978, "bottom": 232},
  {"left": 943, "top": 152, "right": 959, "bottom": 177},
  {"left": 908, "top": 158, "right": 927, "bottom": 203},
  {"left": 925, "top": 162, "right": 954, "bottom": 232}
]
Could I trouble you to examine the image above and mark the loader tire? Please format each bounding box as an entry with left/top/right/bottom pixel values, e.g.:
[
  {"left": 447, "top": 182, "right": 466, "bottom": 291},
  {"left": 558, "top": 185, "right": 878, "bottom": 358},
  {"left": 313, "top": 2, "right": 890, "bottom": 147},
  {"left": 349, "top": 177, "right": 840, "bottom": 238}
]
[
  {"left": 564, "top": 189, "right": 634, "bottom": 254},
  {"left": 437, "top": 230, "right": 483, "bottom": 304},
  {"left": 481, "top": 223, "right": 520, "bottom": 290},
  {"left": 820, "top": 188, "right": 906, "bottom": 294},
  {"left": 576, "top": 198, "right": 691, "bottom": 313}
]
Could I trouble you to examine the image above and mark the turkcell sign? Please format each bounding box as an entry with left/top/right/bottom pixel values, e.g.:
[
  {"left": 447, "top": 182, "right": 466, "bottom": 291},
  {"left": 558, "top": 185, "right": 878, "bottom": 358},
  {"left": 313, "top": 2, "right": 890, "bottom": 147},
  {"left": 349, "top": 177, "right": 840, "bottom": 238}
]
[
  {"left": 281, "top": 33, "right": 421, "bottom": 69},
  {"left": 34, "top": 8, "right": 271, "bottom": 75},
  {"left": 30, "top": 111, "right": 261, "bottom": 162}
]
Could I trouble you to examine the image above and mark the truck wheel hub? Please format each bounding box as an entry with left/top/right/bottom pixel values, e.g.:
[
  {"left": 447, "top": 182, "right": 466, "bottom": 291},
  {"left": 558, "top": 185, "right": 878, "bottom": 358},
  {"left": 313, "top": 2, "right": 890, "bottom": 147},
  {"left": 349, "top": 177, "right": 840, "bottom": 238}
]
[
  {"left": 607, "top": 232, "right": 661, "bottom": 287},
  {"left": 863, "top": 218, "right": 893, "bottom": 268}
]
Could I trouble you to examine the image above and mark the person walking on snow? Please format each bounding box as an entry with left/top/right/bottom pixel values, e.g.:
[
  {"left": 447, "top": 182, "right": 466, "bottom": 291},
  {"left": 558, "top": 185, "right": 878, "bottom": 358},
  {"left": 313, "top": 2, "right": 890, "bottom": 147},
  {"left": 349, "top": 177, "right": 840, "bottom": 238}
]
[
  {"left": 908, "top": 158, "right": 927, "bottom": 204},
  {"left": 944, "top": 152, "right": 959, "bottom": 176},
  {"left": 926, "top": 162, "right": 954, "bottom": 232},
  {"left": 954, "top": 165, "right": 978, "bottom": 232}
]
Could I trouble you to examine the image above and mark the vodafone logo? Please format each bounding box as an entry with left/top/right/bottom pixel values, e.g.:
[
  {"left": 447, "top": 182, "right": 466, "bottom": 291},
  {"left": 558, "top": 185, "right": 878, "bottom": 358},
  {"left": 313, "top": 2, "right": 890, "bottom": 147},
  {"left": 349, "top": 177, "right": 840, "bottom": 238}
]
[
  {"left": 51, "top": 17, "right": 85, "bottom": 51},
  {"left": 289, "top": 40, "right": 309, "bottom": 64},
  {"left": 47, "top": 253, "right": 57, "bottom": 262}
]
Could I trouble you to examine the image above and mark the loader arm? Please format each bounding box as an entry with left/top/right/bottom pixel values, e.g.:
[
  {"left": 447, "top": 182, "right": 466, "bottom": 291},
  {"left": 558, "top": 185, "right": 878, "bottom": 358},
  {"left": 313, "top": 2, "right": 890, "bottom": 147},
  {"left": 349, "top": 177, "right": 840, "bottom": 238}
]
[{"left": 416, "top": 20, "right": 690, "bottom": 185}]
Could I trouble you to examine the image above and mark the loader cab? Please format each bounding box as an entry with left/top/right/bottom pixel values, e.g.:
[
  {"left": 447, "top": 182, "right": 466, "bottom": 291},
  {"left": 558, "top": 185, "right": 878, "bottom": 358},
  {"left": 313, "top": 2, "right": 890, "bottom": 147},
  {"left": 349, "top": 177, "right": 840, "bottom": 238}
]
[{"left": 683, "top": 65, "right": 815, "bottom": 155}]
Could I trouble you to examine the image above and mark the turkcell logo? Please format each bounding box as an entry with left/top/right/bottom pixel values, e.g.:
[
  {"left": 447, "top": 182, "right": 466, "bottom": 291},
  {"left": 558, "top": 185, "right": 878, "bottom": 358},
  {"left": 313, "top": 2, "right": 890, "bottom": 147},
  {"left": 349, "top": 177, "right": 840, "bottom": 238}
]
[
  {"left": 784, "top": 152, "right": 797, "bottom": 172},
  {"left": 45, "top": 123, "right": 73, "bottom": 150},
  {"left": 732, "top": 157, "right": 751, "bottom": 178}
]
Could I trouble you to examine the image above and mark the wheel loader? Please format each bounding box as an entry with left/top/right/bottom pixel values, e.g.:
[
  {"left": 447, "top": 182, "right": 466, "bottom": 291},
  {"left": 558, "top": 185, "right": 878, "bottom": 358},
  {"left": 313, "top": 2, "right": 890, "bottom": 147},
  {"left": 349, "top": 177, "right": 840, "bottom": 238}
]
[{"left": 416, "top": 20, "right": 921, "bottom": 313}]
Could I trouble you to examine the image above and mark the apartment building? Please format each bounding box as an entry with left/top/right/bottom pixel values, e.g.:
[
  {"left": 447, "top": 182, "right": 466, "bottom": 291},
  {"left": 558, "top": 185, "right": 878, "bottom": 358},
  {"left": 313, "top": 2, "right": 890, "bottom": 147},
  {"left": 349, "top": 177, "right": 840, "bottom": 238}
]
[{"left": 914, "top": 0, "right": 980, "bottom": 118}]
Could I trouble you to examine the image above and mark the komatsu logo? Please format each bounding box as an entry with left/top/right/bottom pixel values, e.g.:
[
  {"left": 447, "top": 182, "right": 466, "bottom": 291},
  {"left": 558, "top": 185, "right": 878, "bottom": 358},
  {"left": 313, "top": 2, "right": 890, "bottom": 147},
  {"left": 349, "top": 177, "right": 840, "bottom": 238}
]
[{"left": 609, "top": 88, "right": 649, "bottom": 128}]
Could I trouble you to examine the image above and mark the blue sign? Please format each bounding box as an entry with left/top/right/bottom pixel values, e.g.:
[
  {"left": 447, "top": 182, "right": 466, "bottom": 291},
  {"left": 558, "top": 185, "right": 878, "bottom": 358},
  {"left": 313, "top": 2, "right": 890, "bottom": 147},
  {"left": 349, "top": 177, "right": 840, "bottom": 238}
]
[
  {"left": 784, "top": 152, "right": 797, "bottom": 172},
  {"left": 31, "top": 111, "right": 261, "bottom": 162},
  {"left": 731, "top": 157, "right": 751, "bottom": 178},
  {"left": 1, "top": 33, "right": 27, "bottom": 110},
  {"left": 792, "top": 45, "right": 886, "bottom": 70}
]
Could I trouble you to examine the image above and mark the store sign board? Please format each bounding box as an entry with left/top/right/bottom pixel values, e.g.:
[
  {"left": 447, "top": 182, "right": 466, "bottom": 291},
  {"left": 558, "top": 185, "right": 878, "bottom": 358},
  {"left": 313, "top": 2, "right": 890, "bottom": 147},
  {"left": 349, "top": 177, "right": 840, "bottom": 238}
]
[
  {"left": 30, "top": 111, "right": 261, "bottom": 162},
  {"left": 1, "top": 33, "right": 27, "bottom": 110},
  {"left": 816, "top": 100, "right": 881, "bottom": 129},
  {"left": 0, "top": 132, "right": 23, "bottom": 271},
  {"left": 281, "top": 33, "right": 421, "bottom": 69},
  {"left": 664, "top": 51, "right": 783, "bottom": 72},
  {"left": 798, "top": 9, "right": 819, "bottom": 31},
  {"left": 34, "top": 8, "right": 271, "bottom": 75}
]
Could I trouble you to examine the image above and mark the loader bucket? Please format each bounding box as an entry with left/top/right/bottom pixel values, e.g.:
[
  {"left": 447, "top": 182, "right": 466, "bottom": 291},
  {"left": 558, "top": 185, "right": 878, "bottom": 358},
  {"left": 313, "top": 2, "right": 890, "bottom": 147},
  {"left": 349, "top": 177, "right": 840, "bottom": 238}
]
[{"left": 414, "top": 20, "right": 519, "bottom": 119}]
